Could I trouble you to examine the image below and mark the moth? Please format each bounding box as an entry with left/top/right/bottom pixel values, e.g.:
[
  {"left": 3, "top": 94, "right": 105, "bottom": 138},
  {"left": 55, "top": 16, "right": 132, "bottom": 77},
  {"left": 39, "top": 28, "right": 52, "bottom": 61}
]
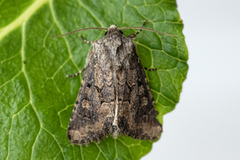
[{"left": 50, "top": 21, "right": 175, "bottom": 146}]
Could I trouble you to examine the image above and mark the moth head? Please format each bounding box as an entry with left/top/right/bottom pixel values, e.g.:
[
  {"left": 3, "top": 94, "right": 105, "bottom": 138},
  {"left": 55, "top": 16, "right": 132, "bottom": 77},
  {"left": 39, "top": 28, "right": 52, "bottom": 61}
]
[{"left": 105, "top": 25, "right": 123, "bottom": 36}]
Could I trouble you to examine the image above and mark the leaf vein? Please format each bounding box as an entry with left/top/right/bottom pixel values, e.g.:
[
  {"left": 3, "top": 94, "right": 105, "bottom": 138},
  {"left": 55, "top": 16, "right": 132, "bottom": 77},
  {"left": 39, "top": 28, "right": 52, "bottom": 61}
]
[
  {"left": 0, "top": 0, "right": 49, "bottom": 40},
  {"left": 95, "top": 143, "right": 109, "bottom": 160},
  {"left": 43, "top": 127, "right": 66, "bottom": 160}
]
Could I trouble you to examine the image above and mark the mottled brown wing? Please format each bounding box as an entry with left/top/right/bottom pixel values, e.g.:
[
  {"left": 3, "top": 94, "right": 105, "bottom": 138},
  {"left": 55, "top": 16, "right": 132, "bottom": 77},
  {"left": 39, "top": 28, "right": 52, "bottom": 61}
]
[
  {"left": 67, "top": 51, "right": 116, "bottom": 145},
  {"left": 117, "top": 47, "right": 162, "bottom": 140}
]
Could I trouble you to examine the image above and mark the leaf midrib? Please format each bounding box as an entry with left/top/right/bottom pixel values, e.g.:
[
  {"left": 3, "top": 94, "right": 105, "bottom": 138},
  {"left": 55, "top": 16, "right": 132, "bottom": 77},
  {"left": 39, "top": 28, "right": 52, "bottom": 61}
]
[{"left": 0, "top": 0, "right": 49, "bottom": 40}]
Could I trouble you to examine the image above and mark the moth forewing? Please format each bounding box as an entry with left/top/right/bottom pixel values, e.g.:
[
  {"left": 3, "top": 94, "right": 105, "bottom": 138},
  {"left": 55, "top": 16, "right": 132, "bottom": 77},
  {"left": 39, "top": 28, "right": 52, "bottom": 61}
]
[{"left": 52, "top": 22, "right": 165, "bottom": 146}]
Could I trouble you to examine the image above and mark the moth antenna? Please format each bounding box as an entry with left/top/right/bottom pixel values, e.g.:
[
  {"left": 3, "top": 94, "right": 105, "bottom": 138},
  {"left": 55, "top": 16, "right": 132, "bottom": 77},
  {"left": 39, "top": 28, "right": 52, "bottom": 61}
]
[
  {"left": 49, "top": 27, "right": 108, "bottom": 39},
  {"left": 119, "top": 27, "right": 178, "bottom": 37}
]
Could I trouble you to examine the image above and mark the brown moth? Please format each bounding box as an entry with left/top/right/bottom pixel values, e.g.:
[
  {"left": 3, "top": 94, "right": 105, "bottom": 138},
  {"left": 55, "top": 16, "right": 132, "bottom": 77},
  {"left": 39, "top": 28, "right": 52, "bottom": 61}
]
[{"left": 50, "top": 21, "right": 175, "bottom": 146}]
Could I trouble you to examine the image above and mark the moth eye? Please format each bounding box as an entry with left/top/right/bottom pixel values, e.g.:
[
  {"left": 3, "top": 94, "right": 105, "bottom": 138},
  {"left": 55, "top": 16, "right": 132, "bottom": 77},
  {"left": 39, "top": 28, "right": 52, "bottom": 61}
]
[
  {"left": 120, "top": 30, "right": 123, "bottom": 34},
  {"left": 105, "top": 31, "right": 108, "bottom": 35}
]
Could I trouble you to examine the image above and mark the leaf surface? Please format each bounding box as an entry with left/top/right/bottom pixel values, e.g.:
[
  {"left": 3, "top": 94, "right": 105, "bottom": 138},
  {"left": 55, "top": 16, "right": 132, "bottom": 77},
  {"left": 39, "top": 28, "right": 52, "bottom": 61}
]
[{"left": 0, "top": 0, "right": 188, "bottom": 159}]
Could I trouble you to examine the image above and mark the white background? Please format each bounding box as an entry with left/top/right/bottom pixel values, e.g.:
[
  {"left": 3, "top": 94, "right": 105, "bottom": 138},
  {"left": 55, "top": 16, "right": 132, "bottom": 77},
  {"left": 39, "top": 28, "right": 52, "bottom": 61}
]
[{"left": 143, "top": 0, "right": 240, "bottom": 159}]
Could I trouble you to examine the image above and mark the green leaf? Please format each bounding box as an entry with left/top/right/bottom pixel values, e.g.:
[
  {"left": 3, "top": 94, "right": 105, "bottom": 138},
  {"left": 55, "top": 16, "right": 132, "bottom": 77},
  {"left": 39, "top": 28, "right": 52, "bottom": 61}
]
[{"left": 0, "top": 0, "right": 188, "bottom": 159}]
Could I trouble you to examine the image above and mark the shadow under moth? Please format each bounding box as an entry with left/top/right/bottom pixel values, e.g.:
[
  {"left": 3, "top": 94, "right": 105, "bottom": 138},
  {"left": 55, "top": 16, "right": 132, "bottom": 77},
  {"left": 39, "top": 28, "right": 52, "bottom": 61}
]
[{"left": 50, "top": 21, "right": 176, "bottom": 146}]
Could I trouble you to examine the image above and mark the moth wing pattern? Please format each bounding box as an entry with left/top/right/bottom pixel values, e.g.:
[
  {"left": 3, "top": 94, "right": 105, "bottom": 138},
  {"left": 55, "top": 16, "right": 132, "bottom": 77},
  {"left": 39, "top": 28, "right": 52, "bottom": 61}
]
[
  {"left": 67, "top": 25, "right": 162, "bottom": 145},
  {"left": 117, "top": 44, "right": 162, "bottom": 140},
  {"left": 67, "top": 50, "right": 116, "bottom": 145}
]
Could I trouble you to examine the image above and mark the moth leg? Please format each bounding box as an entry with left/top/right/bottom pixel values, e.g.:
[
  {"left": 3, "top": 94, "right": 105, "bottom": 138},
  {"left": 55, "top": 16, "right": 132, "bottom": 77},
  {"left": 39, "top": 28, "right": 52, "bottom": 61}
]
[
  {"left": 80, "top": 35, "right": 92, "bottom": 44},
  {"left": 128, "top": 20, "right": 146, "bottom": 39},
  {"left": 66, "top": 35, "right": 93, "bottom": 78},
  {"left": 144, "top": 67, "right": 158, "bottom": 71},
  {"left": 66, "top": 67, "right": 86, "bottom": 77}
]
